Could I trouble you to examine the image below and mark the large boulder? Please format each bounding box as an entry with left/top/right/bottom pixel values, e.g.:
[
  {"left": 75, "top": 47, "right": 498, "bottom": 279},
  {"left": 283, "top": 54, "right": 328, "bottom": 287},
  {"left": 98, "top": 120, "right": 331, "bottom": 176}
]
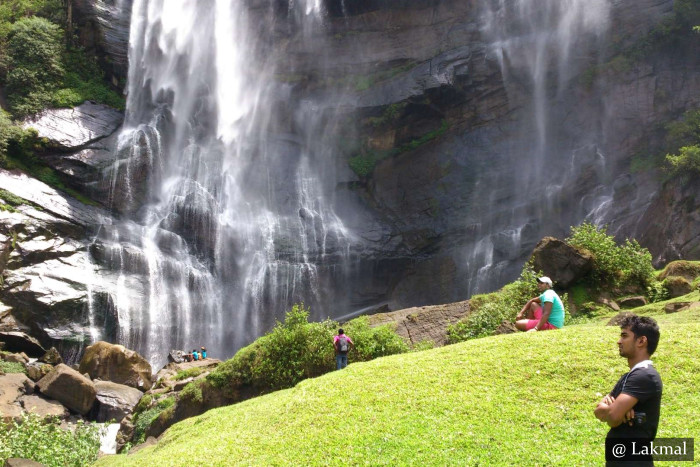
[
  {"left": 79, "top": 341, "right": 153, "bottom": 391},
  {"left": 530, "top": 237, "right": 594, "bottom": 288},
  {"left": 0, "top": 373, "right": 35, "bottom": 422},
  {"left": 38, "top": 347, "right": 63, "bottom": 366},
  {"left": 657, "top": 260, "right": 700, "bottom": 282},
  {"left": 25, "top": 363, "right": 53, "bottom": 382},
  {"left": 662, "top": 276, "right": 693, "bottom": 298},
  {"left": 19, "top": 394, "right": 70, "bottom": 419},
  {"left": 0, "top": 373, "right": 31, "bottom": 423},
  {"left": 36, "top": 363, "right": 96, "bottom": 415},
  {"left": 367, "top": 300, "right": 470, "bottom": 346},
  {"left": 618, "top": 296, "right": 648, "bottom": 309},
  {"left": 91, "top": 380, "right": 143, "bottom": 423},
  {"left": 0, "top": 332, "right": 46, "bottom": 358}
]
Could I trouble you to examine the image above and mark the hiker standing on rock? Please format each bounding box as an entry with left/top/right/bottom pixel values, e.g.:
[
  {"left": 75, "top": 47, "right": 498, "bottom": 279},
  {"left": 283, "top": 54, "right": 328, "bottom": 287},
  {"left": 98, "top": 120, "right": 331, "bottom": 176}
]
[
  {"left": 334, "top": 328, "right": 355, "bottom": 370},
  {"left": 594, "top": 315, "right": 662, "bottom": 466},
  {"left": 515, "top": 276, "right": 565, "bottom": 332}
]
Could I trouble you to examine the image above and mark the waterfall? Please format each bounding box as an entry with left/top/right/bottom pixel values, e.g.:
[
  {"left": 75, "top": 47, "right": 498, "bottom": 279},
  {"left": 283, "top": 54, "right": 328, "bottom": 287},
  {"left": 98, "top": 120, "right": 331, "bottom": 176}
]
[
  {"left": 460, "top": 0, "right": 612, "bottom": 294},
  {"left": 94, "top": 0, "right": 355, "bottom": 368}
]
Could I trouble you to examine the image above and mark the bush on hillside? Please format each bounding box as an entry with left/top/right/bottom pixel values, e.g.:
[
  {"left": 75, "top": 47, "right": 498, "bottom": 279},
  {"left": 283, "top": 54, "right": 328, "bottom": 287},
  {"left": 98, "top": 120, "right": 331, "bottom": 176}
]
[
  {"left": 566, "top": 222, "right": 654, "bottom": 290},
  {"left": 131, "top": 396, "right": 175, "bottom": 445},
  {"left": 207, "top": 303, "right": 408, "bottom": 393},
  {"left": 5, "top": 16, "right": 65, "bottom": 117},
  {"left": 447, "top": 266, "right": 540, "bottom": 343},
  {"left": 0, "top": 413, "right": 102, "bottom": 467}
]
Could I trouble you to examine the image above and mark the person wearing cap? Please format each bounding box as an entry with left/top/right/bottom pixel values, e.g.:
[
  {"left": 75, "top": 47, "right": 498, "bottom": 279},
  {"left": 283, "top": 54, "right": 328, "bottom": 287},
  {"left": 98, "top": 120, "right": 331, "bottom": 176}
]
[
  {"left": 515, "top": 276, "right": 565, "bottom": 332},
  {"left": 200, "top": 346, "right": 207, "bottom": 359}
]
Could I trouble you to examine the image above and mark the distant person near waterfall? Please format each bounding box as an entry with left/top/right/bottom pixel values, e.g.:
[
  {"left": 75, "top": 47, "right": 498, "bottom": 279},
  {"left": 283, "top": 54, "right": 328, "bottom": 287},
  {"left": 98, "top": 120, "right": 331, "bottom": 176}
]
[
  {"left": 334, "top": 329, "right": 355, "bottom": 370},
  {"left": 200, "top": 346, "right": 207, "bottom": 359},
  {"left": 515, "top": 276, "right": 565, "bottom": 332}
]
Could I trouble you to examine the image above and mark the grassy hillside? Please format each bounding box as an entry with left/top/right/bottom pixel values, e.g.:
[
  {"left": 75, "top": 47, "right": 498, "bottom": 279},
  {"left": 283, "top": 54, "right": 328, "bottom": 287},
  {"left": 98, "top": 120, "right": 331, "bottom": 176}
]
[{"left": 97, "top": 303, "right": 700, "bottom": 466}]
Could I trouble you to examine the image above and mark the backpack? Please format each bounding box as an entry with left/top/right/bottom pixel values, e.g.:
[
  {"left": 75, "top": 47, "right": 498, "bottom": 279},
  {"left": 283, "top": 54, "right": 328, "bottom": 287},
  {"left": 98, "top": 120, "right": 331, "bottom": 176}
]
[{"left": 337, "top": 336, "right": 349, "bottom": 353}]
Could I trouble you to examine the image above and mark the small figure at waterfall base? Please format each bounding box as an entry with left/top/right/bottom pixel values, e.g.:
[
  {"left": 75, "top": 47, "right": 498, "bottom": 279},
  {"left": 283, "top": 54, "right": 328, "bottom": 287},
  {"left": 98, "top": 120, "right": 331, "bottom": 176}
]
[
  {"left": 334, "top": 329, "right": 355, "bottom": 370},
  {"left": 515, "top": 276, "right": 565, "bottom": 332}
]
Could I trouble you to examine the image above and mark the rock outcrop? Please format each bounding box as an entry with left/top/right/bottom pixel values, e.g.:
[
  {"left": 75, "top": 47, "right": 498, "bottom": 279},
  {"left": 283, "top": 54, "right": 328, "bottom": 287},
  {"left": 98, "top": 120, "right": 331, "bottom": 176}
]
[
  {"left": 79, "top": 341, "right": 153, "bottom": 391},
  {"left": 530, "top": 237, "right": 594, "bottom": 288},
  {"left": 367, "top": 300, "right": 470, "bottom": 346},
  {"left": 0, "top": 373, "right": 34, "bottom": 422},
  {"left": 0, "top": 332, "right": 46, "bottom": 357},
  {"left": 0, "top": 170, "right": 118, "bottom": 355},
  {"left": 36, "top": 363, "right": 97, "bottom": 415},
  {"left": 23, "top": 102, "right": 123, "bottom": 150},
  {"left": 92, "top": 380, "right": 143, "bottom": 423}
]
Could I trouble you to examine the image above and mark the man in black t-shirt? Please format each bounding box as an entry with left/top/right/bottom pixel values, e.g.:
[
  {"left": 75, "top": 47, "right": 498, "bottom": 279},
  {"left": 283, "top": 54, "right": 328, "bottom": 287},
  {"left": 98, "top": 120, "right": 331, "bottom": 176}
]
[{"left": 594, "top": 315, "right": 662, "bottom": 466}]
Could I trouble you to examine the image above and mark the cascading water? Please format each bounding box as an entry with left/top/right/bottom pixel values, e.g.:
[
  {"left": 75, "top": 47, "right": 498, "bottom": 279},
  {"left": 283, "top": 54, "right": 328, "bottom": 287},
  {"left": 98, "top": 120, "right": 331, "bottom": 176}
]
[
  {"left": 85, "top": 0, "right": 631, "bottom": 366},
  {"left": 93, "top": 0, "right": 357, "bottom": 367},
  {"left": 462, "top": 0, "right": 613, "bottom": 294}
]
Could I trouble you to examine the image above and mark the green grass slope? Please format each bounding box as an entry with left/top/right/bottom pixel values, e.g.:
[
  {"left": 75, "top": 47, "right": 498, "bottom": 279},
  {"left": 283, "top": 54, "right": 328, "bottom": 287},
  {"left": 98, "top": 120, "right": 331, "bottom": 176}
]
[{"left": 98, "top": 308, "right": 700, "bottom": 466}]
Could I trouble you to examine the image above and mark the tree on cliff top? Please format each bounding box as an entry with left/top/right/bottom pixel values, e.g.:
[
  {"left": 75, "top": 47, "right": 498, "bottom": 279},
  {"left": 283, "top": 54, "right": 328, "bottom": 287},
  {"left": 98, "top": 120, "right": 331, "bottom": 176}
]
[{"left": 5, "top": 16, "right": 65, "bottom": 117}]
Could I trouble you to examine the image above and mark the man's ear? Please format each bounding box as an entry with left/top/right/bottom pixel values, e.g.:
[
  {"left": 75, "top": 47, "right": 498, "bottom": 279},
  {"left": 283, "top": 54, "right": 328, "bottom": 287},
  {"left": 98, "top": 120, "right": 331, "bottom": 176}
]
[{"left": 636, "top": 335, "right": 648, "bottom": 349}]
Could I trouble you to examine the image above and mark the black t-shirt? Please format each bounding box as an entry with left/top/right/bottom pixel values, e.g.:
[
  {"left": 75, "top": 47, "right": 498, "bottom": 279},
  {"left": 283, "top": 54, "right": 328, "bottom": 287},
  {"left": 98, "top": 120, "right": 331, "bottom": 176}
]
[{"left": 607, "top": 364, "right": 663, "bottom": 440}]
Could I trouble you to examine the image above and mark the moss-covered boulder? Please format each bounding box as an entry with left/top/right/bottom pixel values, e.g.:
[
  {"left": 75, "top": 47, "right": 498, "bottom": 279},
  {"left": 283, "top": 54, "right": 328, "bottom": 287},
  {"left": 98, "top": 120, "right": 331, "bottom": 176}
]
[
  {"left": 658, "top": 260, "right": 700, "bottom": 282},
  {"left": 79, "top": 341, "right": 152, "bottom": 391},
  {"left": 662, "top": 276, "right": 693, "bottom": 298},
  {"left": 36, "top": 364, "right": 96, "bottom": 415}
]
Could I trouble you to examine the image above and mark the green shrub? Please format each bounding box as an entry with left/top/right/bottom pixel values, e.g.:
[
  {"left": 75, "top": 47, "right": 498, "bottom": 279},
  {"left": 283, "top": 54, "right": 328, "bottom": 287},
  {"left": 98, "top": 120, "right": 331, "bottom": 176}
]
[
  {"left": 208, "top": 303, "right": 409, "bottom": 394},
  {"left": 132, "top": 396, "right": 175, "bottom": 445},
  {"left": 134, "top": 393, "right": 152, "bottom": 414},
  {"left": 0, "top": 412, "right": 102, "bottom": 467},
  {"left": 6, "top": 16, "right": 64, "bottom": 117},
  {"left": 179, "top": 381, "right": 204, "bottom": 404},
  {"left": 666, "top": 145, "right": 700, "bottom": 176},
  {"left": 174, "top": 367, "right": 205, "bottom": 381},
  {"left": 343, "top": 316, "right": 409, "bottom": 360},
  {"left": 566, "top": 222, "right": 654, "bottom": 289},
  {"left": 0, "top": 109, "right": 39, "bottom": 165},
  {"left": 411, "top": 340, "right": 435, "bottom": 352},
  {"left": 447, "top": 266, "right": 540, "bottom": 343},
  {"left": 647, "top": 281, "right": 670, "bottom": 303},
  {"left": 0, "top": 360, "right": 26, "bottom": 373}
]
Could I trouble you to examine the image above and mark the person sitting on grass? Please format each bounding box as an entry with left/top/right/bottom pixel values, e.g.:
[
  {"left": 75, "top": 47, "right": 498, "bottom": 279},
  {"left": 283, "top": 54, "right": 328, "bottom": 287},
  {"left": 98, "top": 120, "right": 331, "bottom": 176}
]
[{"left": 515, "top": 276, "right": 565, "bottom": 332}]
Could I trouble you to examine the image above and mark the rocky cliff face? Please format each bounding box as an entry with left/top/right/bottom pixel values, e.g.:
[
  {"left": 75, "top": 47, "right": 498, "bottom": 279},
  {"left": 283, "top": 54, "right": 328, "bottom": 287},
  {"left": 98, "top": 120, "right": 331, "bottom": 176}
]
[
  {"left": 268, "top": 0, "right": 700, "bottom": 307},
  {"left": 1, "top": 0, "right": 699, "bottom": 362}
]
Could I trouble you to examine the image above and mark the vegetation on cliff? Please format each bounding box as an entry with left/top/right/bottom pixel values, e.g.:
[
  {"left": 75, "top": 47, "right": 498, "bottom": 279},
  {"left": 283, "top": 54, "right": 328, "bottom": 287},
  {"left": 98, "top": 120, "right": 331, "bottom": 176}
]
[
  {"left": 665, "top": 109, "right": 700, "bottom": 179},
  {"left": 0, "top": 0, "right": 123, "bottom": 166},
  {"left": 97, "top": 305, "right": 700, "bottom": 465}
]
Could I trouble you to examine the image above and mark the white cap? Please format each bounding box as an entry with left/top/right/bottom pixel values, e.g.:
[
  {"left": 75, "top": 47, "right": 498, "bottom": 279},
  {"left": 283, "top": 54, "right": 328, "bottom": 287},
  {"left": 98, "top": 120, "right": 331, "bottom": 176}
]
[{"left": 537, "top": 276, "right": 553, "bottom": 286}]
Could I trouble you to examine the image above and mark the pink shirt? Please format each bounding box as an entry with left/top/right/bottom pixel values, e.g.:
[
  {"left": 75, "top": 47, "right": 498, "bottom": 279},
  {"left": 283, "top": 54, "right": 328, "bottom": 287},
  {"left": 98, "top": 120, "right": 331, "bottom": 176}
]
[{"left": 334, "top": 335, "right": 353, "bottom": 344}]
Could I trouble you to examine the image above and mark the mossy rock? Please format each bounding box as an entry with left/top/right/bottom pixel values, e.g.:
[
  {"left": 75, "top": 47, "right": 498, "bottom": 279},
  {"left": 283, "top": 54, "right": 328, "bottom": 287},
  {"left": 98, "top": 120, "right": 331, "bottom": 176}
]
[
  {"left": 658, "top": 260, "right": 700, "bottom": 282},
  {"left": 662, "top": 276, "right": 693, "bottom": 298}
]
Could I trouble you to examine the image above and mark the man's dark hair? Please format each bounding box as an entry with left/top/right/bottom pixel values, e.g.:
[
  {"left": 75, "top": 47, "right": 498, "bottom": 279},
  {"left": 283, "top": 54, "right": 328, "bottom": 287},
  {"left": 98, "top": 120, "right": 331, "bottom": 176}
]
[
  {"left": 338, "top": 328, "right": 344, "bottom": 335},
  {"left": 620, "top": 315, "right": 660, "bottom": 355}
]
